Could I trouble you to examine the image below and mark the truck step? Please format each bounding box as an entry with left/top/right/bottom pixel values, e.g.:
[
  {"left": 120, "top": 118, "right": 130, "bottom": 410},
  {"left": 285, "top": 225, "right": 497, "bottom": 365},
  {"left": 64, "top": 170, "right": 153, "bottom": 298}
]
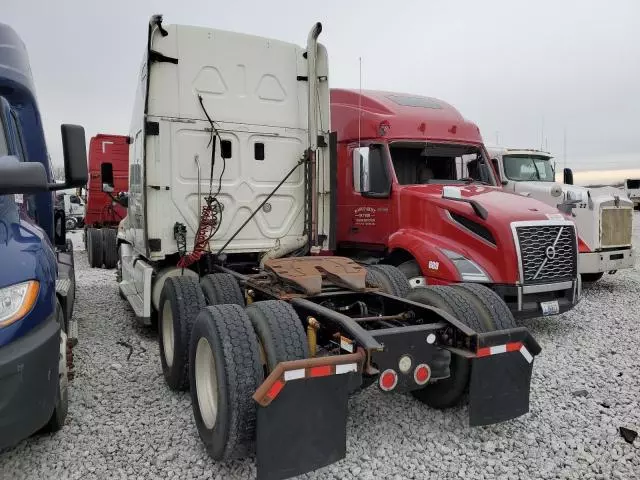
[{"left": 119, "top": 280, "right": 150, "bottom": 324}]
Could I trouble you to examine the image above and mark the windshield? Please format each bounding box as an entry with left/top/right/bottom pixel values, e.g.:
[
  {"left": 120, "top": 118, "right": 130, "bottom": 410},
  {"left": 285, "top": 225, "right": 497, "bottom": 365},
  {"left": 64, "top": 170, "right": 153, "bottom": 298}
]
[
  {"left": 503, "top": 155, "right": 555, "bottom": 182},
  {"left": 388, "top": 142, "right": 497, "bottom": 186},
  {"left": 626, "top": 179, "right": 640, "bottom": 189}
]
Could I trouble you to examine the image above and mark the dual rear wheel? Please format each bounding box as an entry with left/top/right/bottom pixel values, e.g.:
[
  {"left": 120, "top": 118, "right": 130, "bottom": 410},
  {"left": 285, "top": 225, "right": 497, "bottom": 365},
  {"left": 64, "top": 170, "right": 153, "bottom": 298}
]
[
  {"left": 86, "top": 227, "right": 118, "bottom": 269},
  {"left": 158, "top": 274, "right": 308, "bottom": 460}
]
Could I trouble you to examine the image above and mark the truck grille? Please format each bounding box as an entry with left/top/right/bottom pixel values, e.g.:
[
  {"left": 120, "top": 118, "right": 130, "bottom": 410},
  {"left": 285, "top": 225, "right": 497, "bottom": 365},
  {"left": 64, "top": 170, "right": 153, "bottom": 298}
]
[
  {"left": 600, "top": 208, "right": 633, "bottom": 247},
  {"left": 514, "top": 223, "right": 577, "bottom": 284}
]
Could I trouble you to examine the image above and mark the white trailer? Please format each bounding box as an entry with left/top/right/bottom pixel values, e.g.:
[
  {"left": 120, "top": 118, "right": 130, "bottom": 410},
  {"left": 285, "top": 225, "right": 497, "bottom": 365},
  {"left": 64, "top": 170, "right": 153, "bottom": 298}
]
[
  {"left": 488, "top": 147, "right": 634, "bottom": 282},
  {"left": 625, "top": 178, "right": 640, "bottom": 209}
]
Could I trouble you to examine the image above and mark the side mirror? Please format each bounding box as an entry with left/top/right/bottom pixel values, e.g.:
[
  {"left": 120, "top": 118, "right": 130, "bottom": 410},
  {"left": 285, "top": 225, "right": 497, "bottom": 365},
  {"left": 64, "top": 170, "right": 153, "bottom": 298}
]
[
  {"left": 50, "top": 124, "right": 88, "bottom": 191},
  {"left": 352, "top": 147, "right": 371, "bottom": 193},
  {"left": 101, "top": 162, "right": 115, "bottom": 192},
  {"left": 117, "top": 192, "right": 129, "bottom": 208},
  {"left": 0, "top": 156, "right": 49, "bottom": 194},
  {"left": 563, "top": 167, "right": 573, "bottom": 185},
  {"left": 501, "top": 180, "right": 508, "bottom": 186}
]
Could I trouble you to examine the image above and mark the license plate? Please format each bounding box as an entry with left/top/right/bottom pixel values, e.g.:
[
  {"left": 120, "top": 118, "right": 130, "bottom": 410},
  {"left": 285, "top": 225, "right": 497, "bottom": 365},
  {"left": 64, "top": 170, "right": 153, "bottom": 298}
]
[{"left": 540, "top": 300, "right": 560, "bottom": 316}]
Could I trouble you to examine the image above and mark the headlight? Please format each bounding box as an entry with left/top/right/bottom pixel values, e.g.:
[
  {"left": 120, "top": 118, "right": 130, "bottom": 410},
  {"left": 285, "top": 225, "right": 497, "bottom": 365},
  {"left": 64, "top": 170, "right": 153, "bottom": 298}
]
[
  {"left": 441, "top": 249, "right": 491, "bottom": 282},
  {"left": 0, "top": 281, "right": 40, "bottom": 327}
]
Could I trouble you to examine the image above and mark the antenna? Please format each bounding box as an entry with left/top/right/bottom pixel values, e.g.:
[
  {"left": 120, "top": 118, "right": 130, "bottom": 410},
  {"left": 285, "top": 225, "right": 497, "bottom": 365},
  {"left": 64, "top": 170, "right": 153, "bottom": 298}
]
[
  {"left": 540, "top": 116, "right": 545, "bottom": 150},
  {"left": 563, "top": 127, "right": 567, "bottom": 170},
  {"left": 358, "top": 56, "right": 362, "bottom": 147}
]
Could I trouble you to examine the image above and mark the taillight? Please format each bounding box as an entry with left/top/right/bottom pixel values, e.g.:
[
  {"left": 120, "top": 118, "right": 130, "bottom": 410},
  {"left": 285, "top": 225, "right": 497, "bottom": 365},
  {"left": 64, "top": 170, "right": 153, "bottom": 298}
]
[
  {"left": 379, "top": 369, "right": 398, "bottom": 391},
  {"left": 414, "top": 364, "right": 431, "bottom": 386}
]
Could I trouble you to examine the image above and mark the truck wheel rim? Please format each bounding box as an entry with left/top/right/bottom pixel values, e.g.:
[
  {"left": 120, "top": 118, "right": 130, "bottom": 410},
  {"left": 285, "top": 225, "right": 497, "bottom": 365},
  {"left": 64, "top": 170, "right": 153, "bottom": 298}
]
[
  {"left": 59, "top": 329, "right": 69, "bottom": 392},
  {"left": 408, "top": 276, "right": 427, "bottom": 288},
  {"left": 195, "top": 337, "right": 218, "bottom": 429},
  {"left": 161, "top": 302, "right": 175, "bottom": 368}
]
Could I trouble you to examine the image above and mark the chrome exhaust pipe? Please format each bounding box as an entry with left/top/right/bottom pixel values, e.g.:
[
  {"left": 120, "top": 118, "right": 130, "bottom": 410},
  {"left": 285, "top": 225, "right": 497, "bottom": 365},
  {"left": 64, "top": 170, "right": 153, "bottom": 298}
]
[{"left": 307, "top": 22, "right": 322, "bottom": 249}]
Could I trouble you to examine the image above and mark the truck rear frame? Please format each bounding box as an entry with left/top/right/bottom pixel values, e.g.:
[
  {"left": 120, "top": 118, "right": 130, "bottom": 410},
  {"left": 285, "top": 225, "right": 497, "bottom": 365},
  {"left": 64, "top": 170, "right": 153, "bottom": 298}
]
[{"left": 174, "top": 255, "right": 540, "bottom": 480}]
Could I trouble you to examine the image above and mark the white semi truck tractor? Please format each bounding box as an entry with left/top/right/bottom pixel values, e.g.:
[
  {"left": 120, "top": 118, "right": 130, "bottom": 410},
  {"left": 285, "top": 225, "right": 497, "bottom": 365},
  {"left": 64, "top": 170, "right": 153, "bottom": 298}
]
[
  {"left": 488, "top": 147, "right": 634, "bottom": 282},
  {"left": 110, "top": 16, "right": 542, "bottom": 480}
]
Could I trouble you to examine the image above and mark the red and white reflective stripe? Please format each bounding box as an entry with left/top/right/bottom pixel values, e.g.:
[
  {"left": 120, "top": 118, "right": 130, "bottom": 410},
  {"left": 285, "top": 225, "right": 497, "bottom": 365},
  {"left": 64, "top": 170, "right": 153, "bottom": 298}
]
[
  {"left": 336, "top": 363, "right": 359, "bottom": 375},
  {"left": 283, "top": 363, "right": 358, "bottom": 381},
  {"left": 263, "top": 362, "right": 359, "bottom": 403},
  {"left": 476, "top": 341, "right": 533, "bottom": 364}
]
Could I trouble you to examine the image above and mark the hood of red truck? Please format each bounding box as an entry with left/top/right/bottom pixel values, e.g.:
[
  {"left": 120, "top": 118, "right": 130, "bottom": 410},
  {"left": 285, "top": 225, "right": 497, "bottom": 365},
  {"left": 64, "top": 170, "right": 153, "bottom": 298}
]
[
  {"left": 396, "top": 184, "right": 574, "bottom": 284},
  {"left": 404, "top": 184, "right": 566, "bottom": 220}
]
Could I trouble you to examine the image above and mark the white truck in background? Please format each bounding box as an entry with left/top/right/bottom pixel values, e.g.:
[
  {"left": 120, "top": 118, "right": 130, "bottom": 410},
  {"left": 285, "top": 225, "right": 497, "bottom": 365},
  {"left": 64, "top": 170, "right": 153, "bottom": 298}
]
[
  {"left": 488, "top": 147, "right": 634, "bottom": 282},
  {"left": 55, "top": 190, "right": 85, "bottom": 230},
  {"left": 625, "top": 178, "right": 640, "bottom": 209}
]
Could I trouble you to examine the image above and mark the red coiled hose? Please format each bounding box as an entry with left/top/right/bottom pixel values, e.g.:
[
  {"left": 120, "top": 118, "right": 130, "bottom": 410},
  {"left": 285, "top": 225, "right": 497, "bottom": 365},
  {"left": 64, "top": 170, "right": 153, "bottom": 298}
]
[{"left": 177, "top": 202, "right": 218, "bottom": 268}]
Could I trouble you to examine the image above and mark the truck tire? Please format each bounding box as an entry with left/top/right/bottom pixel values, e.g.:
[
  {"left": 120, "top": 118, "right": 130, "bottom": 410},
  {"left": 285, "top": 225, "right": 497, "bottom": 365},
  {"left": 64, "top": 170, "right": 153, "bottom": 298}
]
[
  {"left": 159, "top": 276, "right": 207, "bottom": 391},
  {"left": 189, "top": 305, "right": 263, "bottom": 460},
  {"left": 453, "top": 283, "right": 516, "bottom": 331},
  {"left": 200, "top": 273, "right": 245, "bottom": 306},
  {"left": 581, "top": 272, "right": 604, "bottom": 283},
  {"left": 102, "top": 228, "right": 118, "bottom": 269},
  {"left": 43, "top": 299, "right": 69, "bottom": 432},
  {"left": 245, "top": 300, "right": 308, "bottom": 372},
  {"left": 65, "top": 217, "right": 77, "bottom": 231},
  {"left": 87, "top": 228, "right": 103, "bottom": 268},
  {"left": 405, "top": 286, "right": 485, "bottom": 409},
  {"left": 397, "top": 260, "right": 427, "bottom": 288},
  {"left": 365, "top": 264, "right": 410, "bottom": 298}
]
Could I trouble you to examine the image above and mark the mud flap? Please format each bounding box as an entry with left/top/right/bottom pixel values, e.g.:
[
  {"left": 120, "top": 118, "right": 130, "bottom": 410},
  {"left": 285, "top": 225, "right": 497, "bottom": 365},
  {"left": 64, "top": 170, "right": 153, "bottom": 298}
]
[
  {"left": 468, "top": 350, "right": 534, "bottom": 426},
  {"left": 256, "top": 372, "right": 356, "bottom": 480}
]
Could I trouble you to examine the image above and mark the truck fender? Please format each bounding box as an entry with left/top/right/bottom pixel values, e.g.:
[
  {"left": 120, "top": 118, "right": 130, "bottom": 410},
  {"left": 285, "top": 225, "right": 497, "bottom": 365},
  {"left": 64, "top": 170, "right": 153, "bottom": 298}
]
[{"left": 386, "top": 229, "right": 461, "bottom": 282}]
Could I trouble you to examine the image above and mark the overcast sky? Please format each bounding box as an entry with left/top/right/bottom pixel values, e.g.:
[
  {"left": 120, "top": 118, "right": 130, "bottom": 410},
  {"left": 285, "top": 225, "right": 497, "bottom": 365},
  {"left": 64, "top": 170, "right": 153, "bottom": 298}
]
[{"left": 3, "top": 0, "right": 639, "bottom": 175}]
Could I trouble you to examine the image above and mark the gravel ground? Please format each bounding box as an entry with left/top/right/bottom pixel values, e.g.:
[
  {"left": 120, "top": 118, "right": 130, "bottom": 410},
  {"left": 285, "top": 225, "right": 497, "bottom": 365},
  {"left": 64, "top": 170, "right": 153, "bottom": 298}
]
[{"left": 1, "top": 218, "right": 639, "bottom": 480}]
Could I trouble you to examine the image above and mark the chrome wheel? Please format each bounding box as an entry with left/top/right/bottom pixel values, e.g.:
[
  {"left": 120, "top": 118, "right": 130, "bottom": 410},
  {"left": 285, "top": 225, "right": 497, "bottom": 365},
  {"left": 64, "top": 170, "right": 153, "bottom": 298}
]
[
  {"left": 161, "top": 302, "right": 175, "bottom": 368},
  {"left": 65, "top": 218, "right": 76, "bottom": 231},
  {"left": 408, "top": 276, "right": 427, "bottom": 288},
  {"left": 195, "top": 337, "right": 218, "bottom": 429}
]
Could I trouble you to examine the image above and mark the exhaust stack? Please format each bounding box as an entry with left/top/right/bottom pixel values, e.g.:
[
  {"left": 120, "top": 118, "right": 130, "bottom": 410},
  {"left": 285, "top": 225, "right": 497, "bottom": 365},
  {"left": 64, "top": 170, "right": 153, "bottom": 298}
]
[{"left": 307, "top": 22, "right": 322, "bottom": 250}]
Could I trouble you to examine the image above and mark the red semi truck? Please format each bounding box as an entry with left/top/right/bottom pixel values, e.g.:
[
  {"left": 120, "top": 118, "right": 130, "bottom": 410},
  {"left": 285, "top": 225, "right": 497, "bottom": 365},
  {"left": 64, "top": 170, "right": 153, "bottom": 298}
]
[
  {"left": 84, "top": 134, "right": 129, "bottom": 268},
  {"left": 331, "top": 89, "right": 581, "bottom": 319}
]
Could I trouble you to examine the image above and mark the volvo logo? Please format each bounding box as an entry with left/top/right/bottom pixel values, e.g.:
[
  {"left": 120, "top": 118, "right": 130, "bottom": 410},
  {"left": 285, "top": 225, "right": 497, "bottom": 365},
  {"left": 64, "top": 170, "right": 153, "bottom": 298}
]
[{"left": 545, "top": 245, "right": 557, "bottom": 260}]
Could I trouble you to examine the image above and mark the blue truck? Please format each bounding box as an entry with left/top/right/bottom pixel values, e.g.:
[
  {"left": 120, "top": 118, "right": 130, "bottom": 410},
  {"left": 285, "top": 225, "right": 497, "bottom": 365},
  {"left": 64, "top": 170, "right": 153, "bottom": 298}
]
[{"left": 0, "top": 23, "right": 87, "bottom": 448}]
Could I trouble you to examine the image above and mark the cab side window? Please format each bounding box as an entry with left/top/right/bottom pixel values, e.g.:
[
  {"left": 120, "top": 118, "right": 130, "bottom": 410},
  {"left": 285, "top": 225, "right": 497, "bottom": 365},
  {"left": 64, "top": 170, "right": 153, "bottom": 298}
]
[
  {"left": 9, "top": 110, "right": 27, "bottom": 161},
  {"left": 368, "top": 146, "right": 389, "bottom": 194}
]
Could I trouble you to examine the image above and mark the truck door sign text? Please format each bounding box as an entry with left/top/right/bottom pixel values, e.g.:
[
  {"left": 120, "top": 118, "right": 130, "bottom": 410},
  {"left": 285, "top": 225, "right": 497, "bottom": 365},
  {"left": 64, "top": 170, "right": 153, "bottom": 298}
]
[{"left": 353, "top": 206, "right": 376, "bottom": 226}]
